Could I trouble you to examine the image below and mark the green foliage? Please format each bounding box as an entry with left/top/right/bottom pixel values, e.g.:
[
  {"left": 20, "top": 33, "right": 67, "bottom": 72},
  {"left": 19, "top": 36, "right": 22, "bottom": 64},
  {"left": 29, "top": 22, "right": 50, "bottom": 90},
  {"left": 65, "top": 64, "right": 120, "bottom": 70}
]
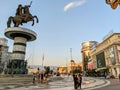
[{"left": 44, "top": 66, "right": 50, "bottom": 74}]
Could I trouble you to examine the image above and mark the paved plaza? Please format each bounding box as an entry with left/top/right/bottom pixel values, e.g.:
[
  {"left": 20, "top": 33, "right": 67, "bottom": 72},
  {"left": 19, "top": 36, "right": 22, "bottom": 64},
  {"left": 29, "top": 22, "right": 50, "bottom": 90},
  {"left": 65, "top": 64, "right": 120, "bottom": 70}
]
[{"left": 0, "top": 76, "right": 110, "bottom": 90}]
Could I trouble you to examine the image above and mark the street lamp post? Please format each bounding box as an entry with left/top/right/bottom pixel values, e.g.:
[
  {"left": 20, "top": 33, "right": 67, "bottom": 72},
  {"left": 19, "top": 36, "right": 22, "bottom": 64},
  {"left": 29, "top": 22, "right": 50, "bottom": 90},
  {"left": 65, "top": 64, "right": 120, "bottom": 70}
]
[{"left": 11, "top": 60, "right": 14, "bottom": 77}]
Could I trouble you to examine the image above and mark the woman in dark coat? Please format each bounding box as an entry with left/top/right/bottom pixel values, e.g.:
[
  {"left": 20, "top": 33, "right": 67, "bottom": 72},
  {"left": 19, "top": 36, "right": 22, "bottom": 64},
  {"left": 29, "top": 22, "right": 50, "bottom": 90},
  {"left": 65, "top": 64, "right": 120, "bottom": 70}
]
[
  {"left": 77, "top": 74, "right": 82, "bottom": 89},
  {"left": 73, "top": 74, "right": 78, "bottom": 89}
]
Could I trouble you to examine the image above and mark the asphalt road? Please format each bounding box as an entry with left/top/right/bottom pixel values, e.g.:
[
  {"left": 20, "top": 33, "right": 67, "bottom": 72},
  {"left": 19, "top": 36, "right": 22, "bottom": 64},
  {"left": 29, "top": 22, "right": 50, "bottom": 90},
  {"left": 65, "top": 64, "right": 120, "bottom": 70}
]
[{"left": 93, "top": 79, "right": 120, "bottom": 90}]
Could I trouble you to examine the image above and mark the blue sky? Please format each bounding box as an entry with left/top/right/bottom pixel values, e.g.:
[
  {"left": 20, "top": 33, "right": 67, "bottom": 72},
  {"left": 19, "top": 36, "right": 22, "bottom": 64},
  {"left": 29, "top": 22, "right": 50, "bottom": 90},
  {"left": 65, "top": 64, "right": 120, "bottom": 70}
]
[{"left": 0, "top": 0, "right": 120, "bottom": 66}]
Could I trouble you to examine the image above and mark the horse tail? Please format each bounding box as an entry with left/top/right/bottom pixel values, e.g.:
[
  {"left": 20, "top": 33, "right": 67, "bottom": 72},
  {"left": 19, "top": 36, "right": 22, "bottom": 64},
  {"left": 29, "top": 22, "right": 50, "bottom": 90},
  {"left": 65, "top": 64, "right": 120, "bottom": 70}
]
[
  {"left": 7, "top": 16, "right": 13, "bottom": 28},
  {"left": 34, "top": 16, "right": 39, "bottom": 23}
]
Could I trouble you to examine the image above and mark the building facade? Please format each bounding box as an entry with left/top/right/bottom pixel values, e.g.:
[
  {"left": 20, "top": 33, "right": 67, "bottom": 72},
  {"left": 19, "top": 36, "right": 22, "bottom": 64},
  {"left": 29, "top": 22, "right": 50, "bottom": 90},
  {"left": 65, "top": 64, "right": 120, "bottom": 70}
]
[
  {"left": 91, "top": 33, "right": 120, "bottom": 77},
  {"left": 58, "top": 66, "right": 67, "bottom": 74},
  {"left": 58, "top": 60, "right": 82, "bottom": 74},
  {"left": 81, "top": 41, "right": 98, "bottom": 71},
  {"left": 0, "top": 38, "right": 9, "bottom": 74}
]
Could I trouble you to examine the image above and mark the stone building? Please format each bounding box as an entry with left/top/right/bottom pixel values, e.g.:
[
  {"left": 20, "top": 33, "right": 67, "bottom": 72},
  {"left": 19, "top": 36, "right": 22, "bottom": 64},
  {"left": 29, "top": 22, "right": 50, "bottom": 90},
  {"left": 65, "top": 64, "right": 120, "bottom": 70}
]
[
  {"left": 67, "top": 60, "right": 81, "bottom": 73},
  {"left": 58, "top": 60, "right": 82, "bottom": 74},
  {"left": 58, "top": 66, "right": 67, "bottom": 74},
  {"left": 81, "top": 41, "right": 98, "bottom": 71},
  {"left": 0, "top": 38, "right": 10, "bottom": 74},
  {"left": 91, "top": 33, "right": 120, "bottom": 77}
]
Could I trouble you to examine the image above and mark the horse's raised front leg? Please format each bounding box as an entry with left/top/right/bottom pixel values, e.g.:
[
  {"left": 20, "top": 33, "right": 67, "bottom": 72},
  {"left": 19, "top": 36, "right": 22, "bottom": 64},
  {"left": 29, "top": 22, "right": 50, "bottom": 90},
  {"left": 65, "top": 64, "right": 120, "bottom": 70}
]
[
  {"left": 32, "top": 19, "right": 34, "bottom": 26},
  {"left": 34, "top": 16, "right": 39, "bottom": 23}
]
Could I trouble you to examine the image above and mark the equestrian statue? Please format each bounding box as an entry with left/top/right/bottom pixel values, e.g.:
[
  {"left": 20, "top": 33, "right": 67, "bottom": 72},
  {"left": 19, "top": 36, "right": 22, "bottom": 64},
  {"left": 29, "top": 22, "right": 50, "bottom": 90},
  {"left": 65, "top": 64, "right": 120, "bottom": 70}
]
[
  {"left": 7, "top": 1, "right": 39, "bottom": 28},
  {"left": 106, "top": 0, "right": 120, "bottom": 9}
]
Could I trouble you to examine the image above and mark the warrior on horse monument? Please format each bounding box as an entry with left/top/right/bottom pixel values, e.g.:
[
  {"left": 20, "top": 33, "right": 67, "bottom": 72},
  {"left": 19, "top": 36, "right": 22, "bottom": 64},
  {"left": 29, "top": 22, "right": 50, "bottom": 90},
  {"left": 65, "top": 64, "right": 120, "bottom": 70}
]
[{"left": 7, "top": 1, "right": 39, "bottom": 28}]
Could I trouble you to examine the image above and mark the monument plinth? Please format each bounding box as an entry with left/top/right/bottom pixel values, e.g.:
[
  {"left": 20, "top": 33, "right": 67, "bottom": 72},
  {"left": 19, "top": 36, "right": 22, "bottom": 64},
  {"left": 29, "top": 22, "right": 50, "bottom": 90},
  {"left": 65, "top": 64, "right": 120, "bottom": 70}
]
[
  {"left": 5, "top": 27, "right": 37, "bottom": 41},
  {"left": 5, "top": 27, "right": 37, "bottom": 74}
]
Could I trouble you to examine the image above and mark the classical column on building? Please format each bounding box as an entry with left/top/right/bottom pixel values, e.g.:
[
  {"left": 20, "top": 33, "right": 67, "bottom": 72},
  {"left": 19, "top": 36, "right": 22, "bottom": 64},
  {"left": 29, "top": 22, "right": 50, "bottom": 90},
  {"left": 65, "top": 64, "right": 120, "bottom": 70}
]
[{"left": 114, "top": 45, "right": 119, "bottom": 65}]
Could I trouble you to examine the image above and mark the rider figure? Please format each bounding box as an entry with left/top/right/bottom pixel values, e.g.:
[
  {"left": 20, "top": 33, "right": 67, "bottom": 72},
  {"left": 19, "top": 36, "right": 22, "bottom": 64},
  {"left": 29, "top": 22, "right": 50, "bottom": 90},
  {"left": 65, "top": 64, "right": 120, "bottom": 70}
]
[
  {"left": 15, "top": 2, "right": 32, "bottom": 23},
  {"left": 23, "top": 5, "right": 32, "bottom": 15},
  {"left": 16, "top": 2, "right": 32, "bottom": 17},
  {"left": 16, "top": 4, "right": 23, "bottom": 16},
  {"left": 23, "top": 1, "right": 32, "bottom": 15}
]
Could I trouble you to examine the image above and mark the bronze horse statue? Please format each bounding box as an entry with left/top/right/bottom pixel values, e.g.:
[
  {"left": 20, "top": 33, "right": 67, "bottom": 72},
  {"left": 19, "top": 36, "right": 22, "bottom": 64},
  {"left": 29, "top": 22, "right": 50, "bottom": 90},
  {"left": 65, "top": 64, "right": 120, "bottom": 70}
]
[
  {"left": 7, "top": 2, "right": 39, "bottom": 28},
  {"left": 7, "top": 14, "right": 39, "bottom": 28}
]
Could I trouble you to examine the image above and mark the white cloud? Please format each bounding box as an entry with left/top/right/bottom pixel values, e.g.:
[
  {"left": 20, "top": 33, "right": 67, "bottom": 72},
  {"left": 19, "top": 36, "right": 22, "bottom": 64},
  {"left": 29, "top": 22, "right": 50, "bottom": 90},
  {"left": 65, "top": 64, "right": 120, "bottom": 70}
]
[{"left": 64, "top": 0, "right": 86, "bottom": 12}]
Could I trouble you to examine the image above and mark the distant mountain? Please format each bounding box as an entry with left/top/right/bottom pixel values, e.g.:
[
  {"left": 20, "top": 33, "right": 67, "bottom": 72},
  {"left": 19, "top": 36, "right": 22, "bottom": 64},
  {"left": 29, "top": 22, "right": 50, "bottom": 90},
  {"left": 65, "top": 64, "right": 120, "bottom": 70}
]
[{"left": 28, "top": 65, "right": 58, "bottom": 70}]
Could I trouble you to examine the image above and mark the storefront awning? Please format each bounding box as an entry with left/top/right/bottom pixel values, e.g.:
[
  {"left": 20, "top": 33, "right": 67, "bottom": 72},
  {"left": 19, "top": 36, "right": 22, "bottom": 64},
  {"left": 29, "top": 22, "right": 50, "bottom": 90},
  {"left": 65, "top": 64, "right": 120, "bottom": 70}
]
[{"left": 95, "top": 67, "right": 107, "bottom": 72}]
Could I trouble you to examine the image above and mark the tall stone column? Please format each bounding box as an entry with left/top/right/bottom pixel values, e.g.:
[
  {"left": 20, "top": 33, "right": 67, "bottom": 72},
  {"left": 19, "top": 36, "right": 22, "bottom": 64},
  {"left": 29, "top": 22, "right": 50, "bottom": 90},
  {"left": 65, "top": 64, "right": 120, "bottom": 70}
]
[
  {"left": 12, "top": 37, "right": 27, "bottom": 61},
  {"left": 4, "top": 27, "right": 37, "bottom": 74}
]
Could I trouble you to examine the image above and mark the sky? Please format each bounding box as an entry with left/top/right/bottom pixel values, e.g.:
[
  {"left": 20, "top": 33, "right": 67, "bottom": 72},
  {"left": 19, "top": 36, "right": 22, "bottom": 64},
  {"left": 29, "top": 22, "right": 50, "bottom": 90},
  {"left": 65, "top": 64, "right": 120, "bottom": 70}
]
[{"left": 0, "top": 0, "right": 120, "bottom": 66}]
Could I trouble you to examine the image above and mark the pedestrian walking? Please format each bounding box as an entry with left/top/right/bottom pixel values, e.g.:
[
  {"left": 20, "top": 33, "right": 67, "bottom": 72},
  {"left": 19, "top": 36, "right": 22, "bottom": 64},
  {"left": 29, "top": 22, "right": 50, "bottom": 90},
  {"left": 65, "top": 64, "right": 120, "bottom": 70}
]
[
  {"left": 36, "top": 68, "right": 40, "bottom": 83},
  {"left": 77, "top": 74, "right": 82, "bottom": 89},
  {"left": 40, "top": 73, "right": 44, "bottom": 83},
  {"left": 37, "top": 74, "right": 41, "bottom": 83},
  {"left": 44, "top": 74, "right": 49, "bottom": 84},
  {"left": 32, "top": 73, "right": 37, "bottom": 84},
  {"left": 73, "top": 74, "right": 78, "bottom": 89},
  {"left": 104, "top": 72, "right": 107, "bottom": 79}
]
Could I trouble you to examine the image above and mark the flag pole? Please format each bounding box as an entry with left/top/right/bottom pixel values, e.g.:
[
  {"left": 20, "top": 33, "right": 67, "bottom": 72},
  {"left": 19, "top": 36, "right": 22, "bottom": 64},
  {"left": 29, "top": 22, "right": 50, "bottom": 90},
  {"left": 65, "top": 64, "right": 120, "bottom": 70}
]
[{"left": 42, "top": 53, "right": 44, "bottom": 69}]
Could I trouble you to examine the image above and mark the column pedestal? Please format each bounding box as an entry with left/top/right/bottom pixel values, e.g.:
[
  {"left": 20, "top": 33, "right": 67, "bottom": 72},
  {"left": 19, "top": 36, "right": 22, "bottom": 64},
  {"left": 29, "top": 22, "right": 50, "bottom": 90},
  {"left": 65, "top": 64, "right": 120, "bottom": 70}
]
[{"left": 5, "top": 27, "right": 37, "bottom": 74}]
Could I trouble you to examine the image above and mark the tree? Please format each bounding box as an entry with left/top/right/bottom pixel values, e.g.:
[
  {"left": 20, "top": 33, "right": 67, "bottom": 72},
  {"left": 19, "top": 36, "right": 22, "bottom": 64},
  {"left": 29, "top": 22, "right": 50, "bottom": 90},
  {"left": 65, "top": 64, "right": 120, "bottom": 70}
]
[{"left": 44, "top": 66, "right": 50, "bottom": 74}]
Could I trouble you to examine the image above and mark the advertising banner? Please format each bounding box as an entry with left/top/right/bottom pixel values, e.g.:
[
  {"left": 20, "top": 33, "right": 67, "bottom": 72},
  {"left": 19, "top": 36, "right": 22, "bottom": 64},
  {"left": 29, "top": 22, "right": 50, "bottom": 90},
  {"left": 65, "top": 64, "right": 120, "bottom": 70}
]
[
  {"left": 109, "top": 47, "right": 115, "bottom": 65},
  {"left": 96, "top": 52, "right": 106, "bottom": 68}
]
